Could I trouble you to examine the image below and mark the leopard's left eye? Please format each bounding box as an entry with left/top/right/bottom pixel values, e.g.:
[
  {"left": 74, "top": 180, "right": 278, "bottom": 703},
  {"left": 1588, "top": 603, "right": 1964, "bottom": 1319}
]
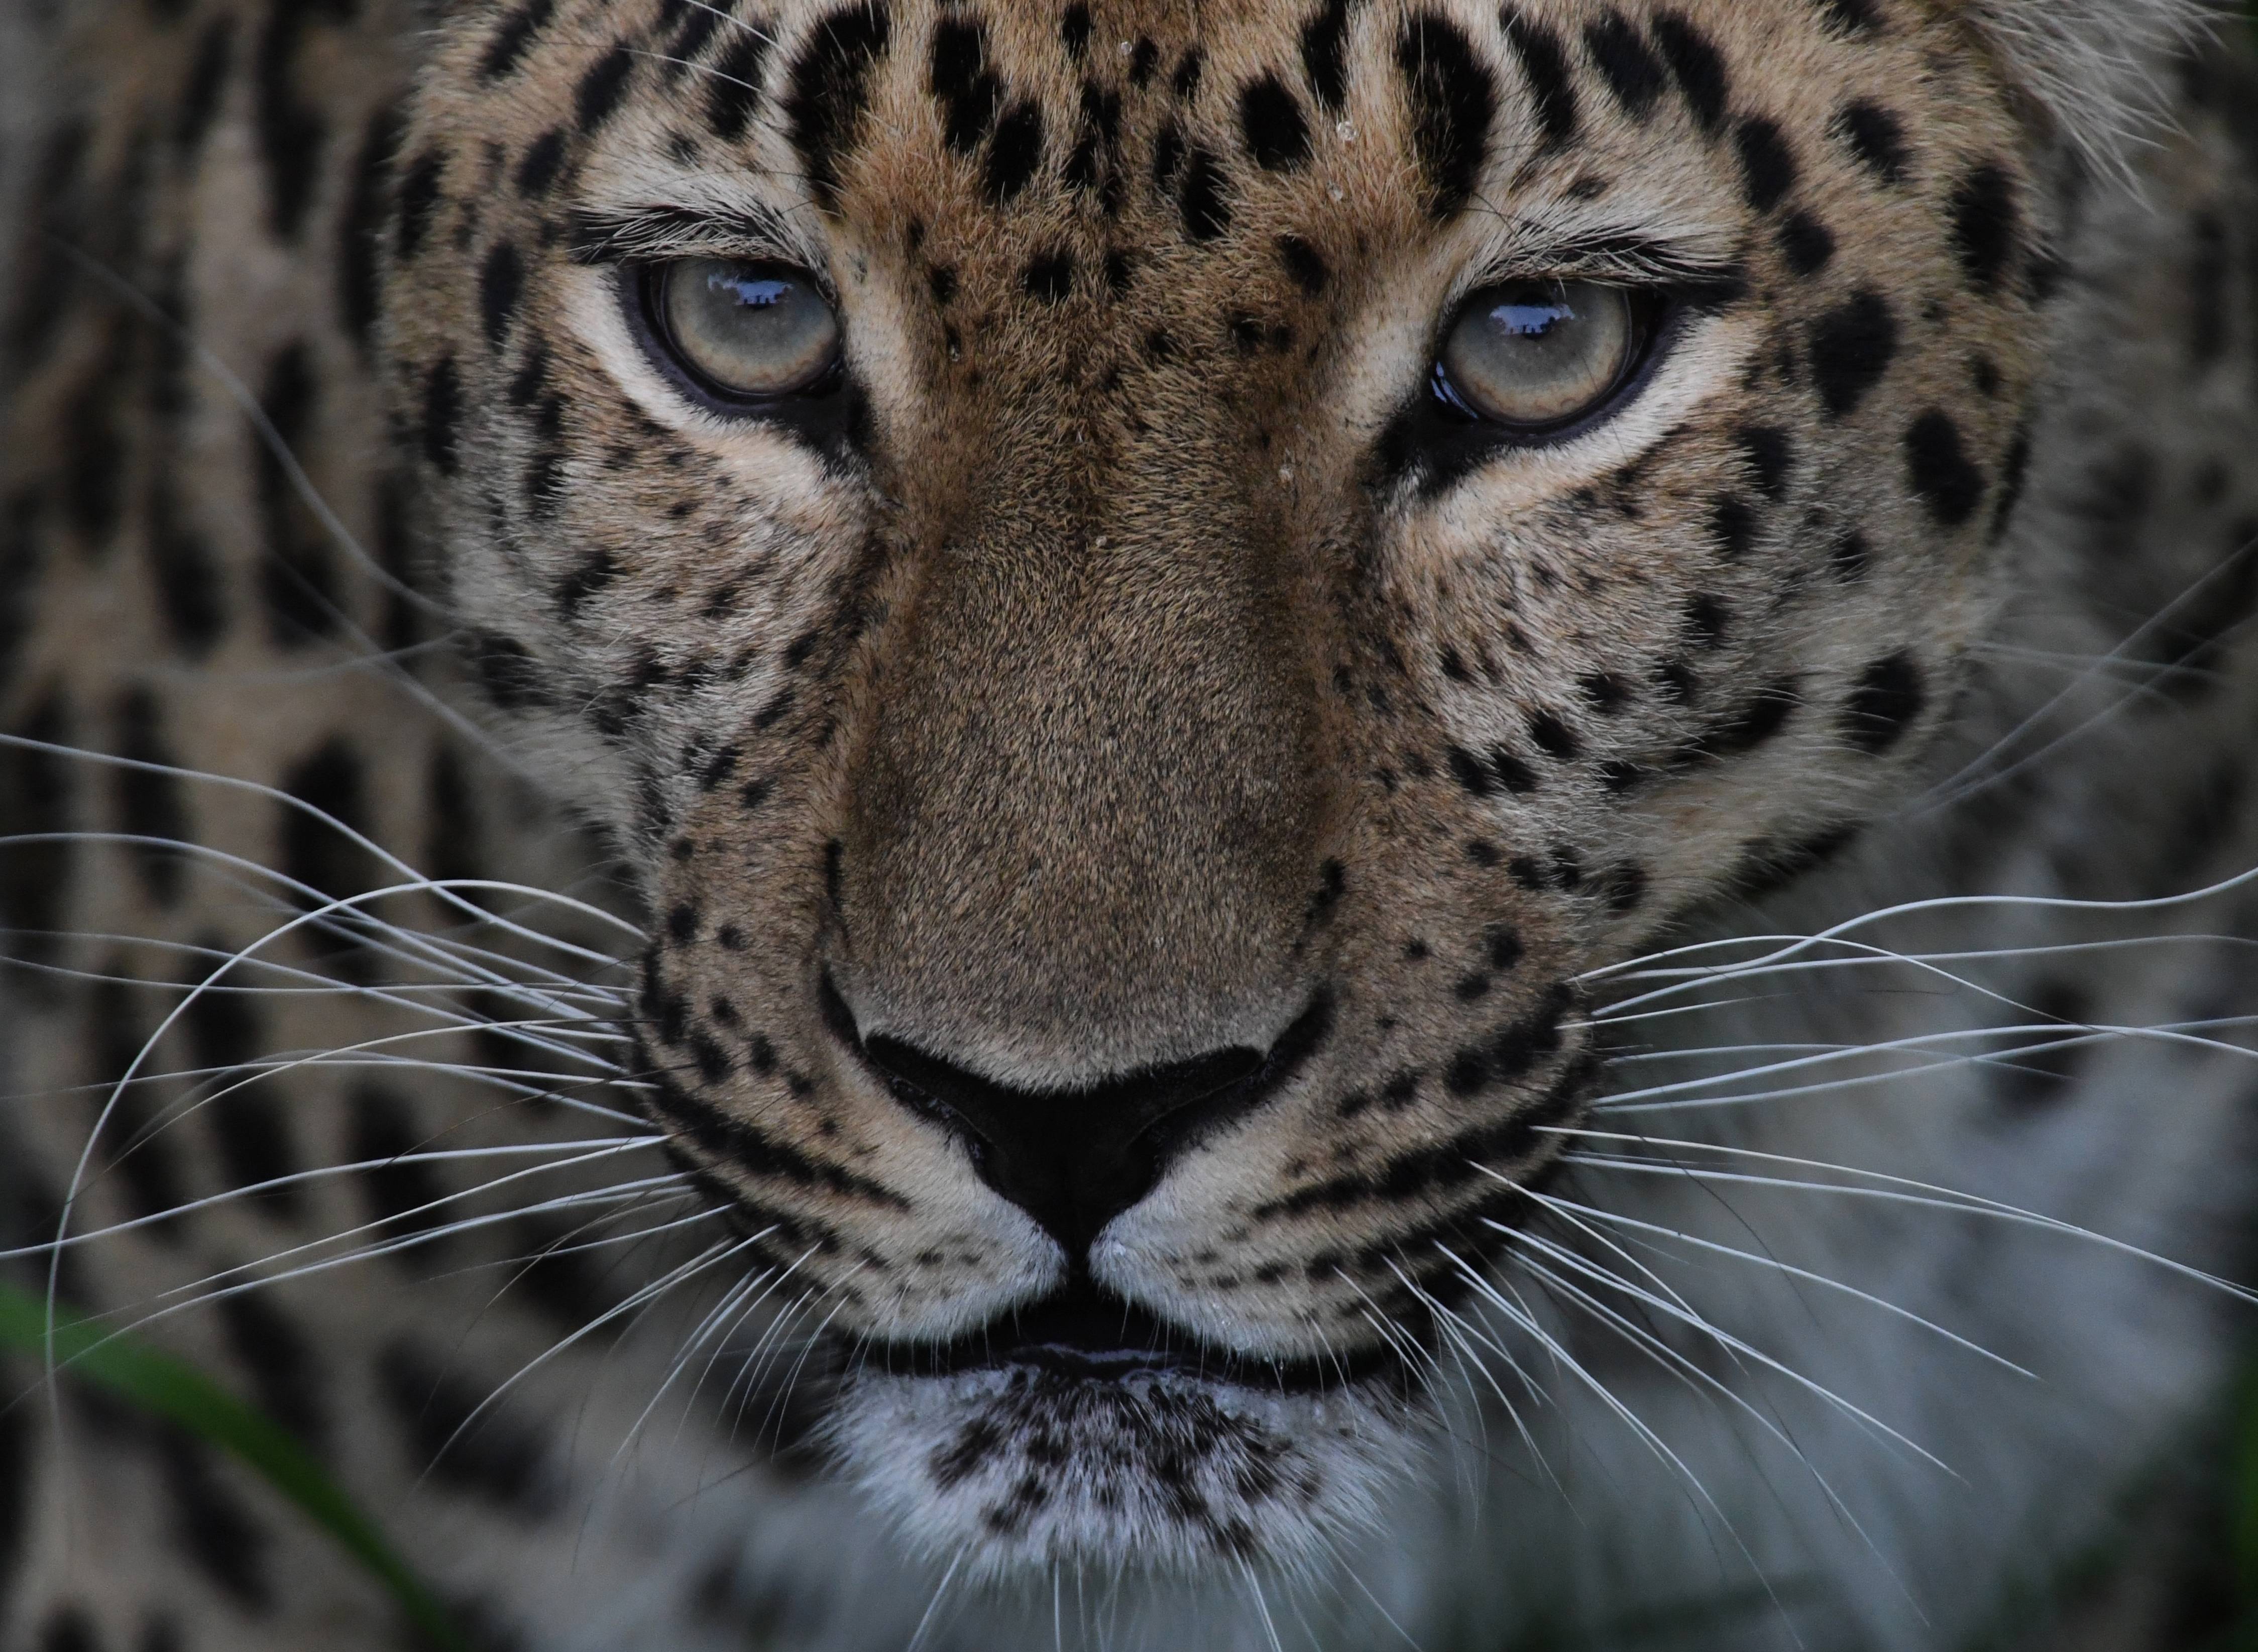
[
  {"left": 1431, "top": 280, "right": 1653, "bottom": 433},
  {"left": 643, "top": 257, "right": 841, "bottom": 401}
]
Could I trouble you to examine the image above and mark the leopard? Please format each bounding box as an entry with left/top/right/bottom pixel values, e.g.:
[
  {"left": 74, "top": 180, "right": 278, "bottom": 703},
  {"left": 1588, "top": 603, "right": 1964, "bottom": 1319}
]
[{"left": 4, "top": 0, "right": 2258, "bottom": 1646}]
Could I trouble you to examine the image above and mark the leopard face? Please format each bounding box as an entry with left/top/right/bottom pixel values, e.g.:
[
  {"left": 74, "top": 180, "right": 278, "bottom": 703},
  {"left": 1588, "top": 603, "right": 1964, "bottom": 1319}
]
[{"left": 381, "top": 0, "right": 2046, "bottom": 1574}]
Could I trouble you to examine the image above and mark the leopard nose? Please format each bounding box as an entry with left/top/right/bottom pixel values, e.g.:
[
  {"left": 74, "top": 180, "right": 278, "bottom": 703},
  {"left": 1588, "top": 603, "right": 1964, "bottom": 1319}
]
[{"left": 823, "top": 975, "right": 1330, "bottom": 1256}]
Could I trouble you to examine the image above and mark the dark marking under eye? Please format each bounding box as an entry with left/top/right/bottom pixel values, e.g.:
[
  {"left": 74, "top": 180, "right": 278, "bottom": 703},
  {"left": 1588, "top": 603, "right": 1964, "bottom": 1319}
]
[
  {"left": 1842, "top": 652, "right": 1925, "bottom": 753},
  {"left": 1500, "top": 9, "right": 1577, "bottom": 151},
  {"left": 1239, "top": 75, "right": 1311, "bottom": 171},
  {"left": 1396, "top": 14, "right": 1496, "bottom": 219},
  {"left": 784, "top": 3, "right": 893, "bottom": 209},
  {"left": 1809, "top": 290, "right": 1897, "bottom": 416},
  {"left": 1650, "top": 12, "right": 1728, "bottom": 133},
  {"left": 1736, "top": 425, "right": 1793, "bottom": 499},
  {"left": 1779, "top": 210, "right": 1836, "bottom": 277}
]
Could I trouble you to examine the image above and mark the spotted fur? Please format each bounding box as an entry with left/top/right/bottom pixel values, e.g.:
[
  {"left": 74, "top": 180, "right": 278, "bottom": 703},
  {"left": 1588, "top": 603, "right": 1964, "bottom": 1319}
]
[{"left": 3, "top": 0, "right": 2256, "bottom": 1647}]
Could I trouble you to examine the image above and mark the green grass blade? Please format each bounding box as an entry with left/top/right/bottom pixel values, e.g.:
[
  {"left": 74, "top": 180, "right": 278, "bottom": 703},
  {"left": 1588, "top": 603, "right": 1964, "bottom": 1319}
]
[{"left": 0, "top": 1282, "right": 470, "bottom": 1652}]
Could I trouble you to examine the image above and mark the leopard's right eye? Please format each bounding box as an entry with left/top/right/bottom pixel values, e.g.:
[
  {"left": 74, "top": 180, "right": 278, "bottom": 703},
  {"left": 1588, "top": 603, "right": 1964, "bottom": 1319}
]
[{"left": 642, "top": 258, "right": 841, "bottom": 402}]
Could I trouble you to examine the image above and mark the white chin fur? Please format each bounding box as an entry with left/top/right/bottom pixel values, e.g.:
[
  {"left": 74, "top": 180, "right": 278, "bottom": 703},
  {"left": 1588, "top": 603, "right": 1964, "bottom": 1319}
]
[{"left": 825, "top": 1367, "right": 1418, "bottom": 1580}]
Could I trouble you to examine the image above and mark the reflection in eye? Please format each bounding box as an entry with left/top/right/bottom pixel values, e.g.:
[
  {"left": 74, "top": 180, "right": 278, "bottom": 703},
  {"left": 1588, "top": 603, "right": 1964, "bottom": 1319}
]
[
  {"left": 1432, "top": 280, "right": 1641, "bottom": 432},
  {"left": 649, "top": 258, "right": 842, "bottom": 400}
]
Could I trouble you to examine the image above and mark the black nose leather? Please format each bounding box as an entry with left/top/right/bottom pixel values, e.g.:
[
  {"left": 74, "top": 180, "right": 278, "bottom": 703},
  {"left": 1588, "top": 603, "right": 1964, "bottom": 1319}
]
[{"left": 825, "top": 977, "right": 1330, "bottom": 1255}]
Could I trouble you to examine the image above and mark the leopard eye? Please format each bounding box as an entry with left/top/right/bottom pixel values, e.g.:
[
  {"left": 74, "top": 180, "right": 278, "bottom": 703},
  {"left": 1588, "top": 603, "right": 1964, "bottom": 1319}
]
[
  {"left": 1432, "top": 280, "right": 1644, "bottom": 433},
  {"left": 646, "top": 258, "right": 841, "bottom": 400}
]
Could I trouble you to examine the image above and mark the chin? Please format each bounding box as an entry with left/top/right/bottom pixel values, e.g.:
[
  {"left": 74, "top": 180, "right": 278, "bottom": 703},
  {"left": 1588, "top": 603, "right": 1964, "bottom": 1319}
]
[{"left": 821, "top": 1290, "right": 1422, "bottom": 1579}]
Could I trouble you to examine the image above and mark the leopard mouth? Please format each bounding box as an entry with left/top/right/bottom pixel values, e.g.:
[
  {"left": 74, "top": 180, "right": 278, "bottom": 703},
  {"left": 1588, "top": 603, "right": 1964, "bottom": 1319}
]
[{"left": 852, "top": 1280, "right": 1407, "bottom": 1394}]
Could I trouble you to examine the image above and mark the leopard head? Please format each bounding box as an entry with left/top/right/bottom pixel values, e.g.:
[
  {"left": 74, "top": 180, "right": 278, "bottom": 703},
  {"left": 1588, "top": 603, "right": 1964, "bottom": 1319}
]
[{"left": 379, "top": 0, "right": 2196, "bottom": 1576}]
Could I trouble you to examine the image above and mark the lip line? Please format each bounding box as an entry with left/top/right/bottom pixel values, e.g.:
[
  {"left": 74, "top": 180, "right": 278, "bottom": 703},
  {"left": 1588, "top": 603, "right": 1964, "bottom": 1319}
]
[{"left": 846, "top": 1284, "right": 1404, "bottom": 1395}]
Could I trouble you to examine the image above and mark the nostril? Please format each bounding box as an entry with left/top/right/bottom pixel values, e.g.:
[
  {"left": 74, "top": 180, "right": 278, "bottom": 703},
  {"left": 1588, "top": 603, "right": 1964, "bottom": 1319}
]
[{"left": 818, "top": 970, "right": 1330, "bottom": 1255}]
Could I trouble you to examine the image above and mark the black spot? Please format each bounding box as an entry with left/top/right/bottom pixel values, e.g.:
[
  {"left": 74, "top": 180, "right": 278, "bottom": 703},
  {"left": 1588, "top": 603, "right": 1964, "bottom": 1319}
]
[
  {"left": 1684, "top": 592, "right": 1729, "bottom": 649},
  {"left": 1060, "top": 4, "right": 1092, "bottom": 59},
  {"left": 1152, "top": 121, "right": 1184, "bottom": 187},
  {"left": 218, "top": 1291, "right": 326, "bottom": 1452},
  {"left": 1733, "top": 117, "right": 1796, "bottom": 213},
  {"left": 1577, "top": 672, "right": 1629, "bottom": 714},
  {"left": 555, "top": 550, "right": 619, "bottom": 619},
  {"left": 1489, "top": 747, "right": 1539, "bottom": 793},
  {"left": 1277, "top": 235, "right": 1329, "bottom": 296},
  {"left": 420, "top": 356, "right": 460, "bottom": 473},
  {"left": 707, "top": 36, "right": 773, "bottom": 142},
  {"left": 1903, "top": 410, "right": 1987, "bottom": 526},
  {"left": 1818, "top": 0, "right": 1883, "bottom": 35},
  {"left": 253, "top": 342, "right": 342, "bottom": 647},
  {"left": 1842, "top": 652, "right": 1925, "bottom": 753},
  {"left": 1300, "top": 0, "right": 1351, "bottom": 109},
  {"left": 930, "top": 17, "right": 1002, "bottom": 154},
  {"left": 1527, "top": 709, "right": 1579, "bottom": 760},
  {"left": 1239, "top": 75, "right": 1311, "bottom": 171},
  {"left": 784, "top": 3, "right": 893, "bottom": 208},
  {"left": 984, "top": 100, "right": 1046, "bottom": 202},
  {"left": 479, "top": 241, "right": 525, "bottom": 349},
  {"left": 39, "top": 1609, "right": 97, "bottom": 1652},
  {"left": 1949, "top": 164, "right": 2019, "bottom": 292},
  {"left": 142, "top": 486, "right": 223, "bottom": 659},
  {"left": 1650, "top": 13, "right": 1728, "bottom": 133},
  {"left": 470, "top": 630, "right": 550, "bottom": 710},
  {"left": 279, "top": 737, "right": 377, "bottom": 915},
  {"left": 1583, "top": 12, "right": 1665, "bottom": 119},
  {"left": 340, "top": 106, "right": 403, "bottom": 353},
  {"left": 1178, "top": 148, "right": 1232, "bottom": 241},
  {"left": 350, "top": 1082, "right": 449, "bottom": 1258},
  {"left": 392, "top": 151, "right": 444, "bottom": 261},
  {"left": 1710, "top": 495, "right": 1757, "bottom": 561},
  {"left": 1022, "top": 250, "right": 1073, "bottom": 301},
  {"left": 1832, "top": 529, "right": 1871, "bottom": 581},
  {"left": 928, "top": 262, "right": 959, "bottom": 304},
  {"left": 479, "top": 0, "right": 556, "bottom": 80},
  {"left": 1695, "top": 678, "right": 1799, "bottom": 756},
  {"left": 1833, "top": 99, "right": 1907, "bottom": 183},
  {"left": 114, "top": 689, "right": 191, "bottom": 907},
  {"left": 1103, "top": 249, "right": 1135, "bottom": 293},
  {"left": 176, "top": 18, "right": 238, "bottom": 152},
  {"left": 160, "top": 1433, "right": 271, "bottom": 1607},
  {"left": 1809, "top": 289, "right": 1897, "bottom": 416},
  {"left": 1501, "top": 9, "right": 1577, "bottom": 150},
  {"left": 253, "top": 1, "right": 330, "bottom": 238},
  {"left": 377, "top": 1342, "right": 558, "bottom": 1517},
  {"left": 1396, "top": 14, "right": 1496, "bottom": 218},
  {"left": 1599, "top": 862, "right": 1648, "bottom": 913},
  {"left": 1127, "top": 38, "right": 1159, "bottom": 85},
  {"left": 1989, "top": 425, "right": 2033, "bottom": 543},
  {"left": 1778, "top": 210, "right": 1836, "bottom": 276},
  {"left": 1173, "top": 49, "right": 1204, "bottom": 100},
  {"left": 1736, "top": 425, "right": 1793, "bottom": 500},
  {"left": 573, "top": 45, "right": 636, "bottom": 134}
]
